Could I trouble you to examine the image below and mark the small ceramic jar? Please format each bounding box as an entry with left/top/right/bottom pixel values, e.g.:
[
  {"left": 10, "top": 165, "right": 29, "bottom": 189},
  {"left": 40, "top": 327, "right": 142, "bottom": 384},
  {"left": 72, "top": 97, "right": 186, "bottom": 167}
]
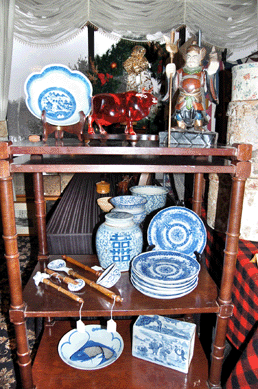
[
  {"left": 96, "top": 212, "right": 143, "bottom": 272},
  {"left": 96, "top": 180, "right": 110, "bottom": 194}
]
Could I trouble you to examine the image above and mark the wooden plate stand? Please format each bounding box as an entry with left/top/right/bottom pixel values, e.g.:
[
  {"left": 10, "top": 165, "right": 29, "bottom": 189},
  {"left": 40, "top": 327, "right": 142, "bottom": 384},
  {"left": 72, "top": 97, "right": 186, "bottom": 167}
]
[{"left": 41, "top": 110, "right": 86, "bottom": 142}]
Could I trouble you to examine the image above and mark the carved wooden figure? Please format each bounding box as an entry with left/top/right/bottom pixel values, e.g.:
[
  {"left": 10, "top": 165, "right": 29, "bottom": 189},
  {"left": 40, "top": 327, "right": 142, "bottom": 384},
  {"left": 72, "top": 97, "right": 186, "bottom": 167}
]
[{"left": 164, "top": 41, "right": 219, "bottom": 131}]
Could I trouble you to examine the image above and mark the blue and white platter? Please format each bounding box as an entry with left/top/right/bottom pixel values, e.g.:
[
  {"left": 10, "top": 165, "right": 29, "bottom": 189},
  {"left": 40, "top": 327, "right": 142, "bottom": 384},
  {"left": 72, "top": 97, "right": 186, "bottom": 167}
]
[
  {"left": 147, "top": 206, "right": 207, "bottom": 256},
  {"left": 58, "top": 325, "right": 124, "bottom": 370},
  {"left": 24, "top": 64, "right": 92, "bottom": 126},
  {"left": 131, "top": 250, "right": 200, "bottom": 286}
]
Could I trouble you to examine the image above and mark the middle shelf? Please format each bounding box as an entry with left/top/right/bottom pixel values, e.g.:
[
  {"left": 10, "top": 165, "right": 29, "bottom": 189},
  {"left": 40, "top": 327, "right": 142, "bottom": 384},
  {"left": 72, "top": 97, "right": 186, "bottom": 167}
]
[{"left": 22, "top": 255, "right": 219, "bottom": 318}]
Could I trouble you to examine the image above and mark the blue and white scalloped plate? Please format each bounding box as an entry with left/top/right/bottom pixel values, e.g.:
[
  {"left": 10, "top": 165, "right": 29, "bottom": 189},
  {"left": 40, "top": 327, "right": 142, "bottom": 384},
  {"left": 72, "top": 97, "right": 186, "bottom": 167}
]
[
  {"left": 147, "top": 206, "right": 207, "bottom": 256},
  {"left": 58, "top": 325, "right": 124, "bottom": 370},
  {"left": 24, "top": 64, "right": 92, "bottom": 126}
]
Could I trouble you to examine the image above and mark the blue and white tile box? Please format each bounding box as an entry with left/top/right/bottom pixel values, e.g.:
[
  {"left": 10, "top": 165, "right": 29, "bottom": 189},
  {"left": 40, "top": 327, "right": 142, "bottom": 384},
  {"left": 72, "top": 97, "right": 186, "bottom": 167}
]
[{"left": 132, "top": 315, "right": 196, "bottom": 374}]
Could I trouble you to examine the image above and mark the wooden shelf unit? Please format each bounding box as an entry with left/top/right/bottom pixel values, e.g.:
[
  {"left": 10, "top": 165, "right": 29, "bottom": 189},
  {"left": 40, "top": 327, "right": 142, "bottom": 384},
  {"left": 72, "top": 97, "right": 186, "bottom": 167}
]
[{"left": 0, "top": 139, "right": 252, "bottom": 389}]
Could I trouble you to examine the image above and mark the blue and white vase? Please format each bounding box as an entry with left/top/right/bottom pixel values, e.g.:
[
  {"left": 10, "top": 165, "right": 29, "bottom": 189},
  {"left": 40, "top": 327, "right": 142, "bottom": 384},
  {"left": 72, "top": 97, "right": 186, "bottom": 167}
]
[{"left": 96, "top": 212, "right": 143, "bottom": 272}]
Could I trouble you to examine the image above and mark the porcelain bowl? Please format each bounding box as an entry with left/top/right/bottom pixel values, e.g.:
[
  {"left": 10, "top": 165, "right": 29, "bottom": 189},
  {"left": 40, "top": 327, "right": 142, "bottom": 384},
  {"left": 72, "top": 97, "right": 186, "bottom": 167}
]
[
  {"left": 110, "top": 195, "right": 147, "bottom": 224},
  {"left": 24, "top": 64, "right": 92, "bottom": 126},
  {"left": 129, "top": 185, "right": 169, "bottom": 214},
  {"left": 96, "top": 263, "right": 121, "bottom": 288}
]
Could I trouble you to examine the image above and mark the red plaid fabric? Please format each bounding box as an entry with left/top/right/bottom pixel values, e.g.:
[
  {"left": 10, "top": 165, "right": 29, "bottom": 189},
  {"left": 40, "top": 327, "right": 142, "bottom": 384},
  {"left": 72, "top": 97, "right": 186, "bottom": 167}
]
[
  {"left": 227, "top": 240, "right": 258, "bottom": 349},
  {"left": 225, "top": 325, "right": 258, "bottom": 389},
  {"left": 202, "top": 207, "right": 258, "bottom": 388},
  {"left": 203, "top": 213, "right": 258, "bottom": 348},
  {"left": 204, "top": 221, "right": 225, "bottom": 287}
]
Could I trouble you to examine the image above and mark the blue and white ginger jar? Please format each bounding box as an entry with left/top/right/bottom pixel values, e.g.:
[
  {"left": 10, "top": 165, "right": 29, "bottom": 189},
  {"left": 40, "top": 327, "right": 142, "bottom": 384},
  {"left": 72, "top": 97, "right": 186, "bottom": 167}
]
[{"left": 96, "top": 212, "right": 143, "bottom": 272}]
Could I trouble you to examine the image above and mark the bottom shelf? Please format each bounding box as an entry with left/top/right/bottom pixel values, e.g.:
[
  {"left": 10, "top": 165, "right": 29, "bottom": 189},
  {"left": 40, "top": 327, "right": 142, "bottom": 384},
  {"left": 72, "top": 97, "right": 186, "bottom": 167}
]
[{"left": 32, "top": 318, "right": 209, "bottom": 388}]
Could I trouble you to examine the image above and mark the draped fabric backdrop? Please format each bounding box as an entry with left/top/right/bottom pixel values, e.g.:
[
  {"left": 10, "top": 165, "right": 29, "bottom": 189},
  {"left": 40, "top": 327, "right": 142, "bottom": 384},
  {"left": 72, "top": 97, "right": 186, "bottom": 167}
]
[
  {"left": 0, "top": 0, "right": 257, "bottom": 132},
  {"left": 0, "top": 0, "right": 15, "bottom": 134},
  {"left": 14, "top": 0, "right": 258, "bottom": 49}
]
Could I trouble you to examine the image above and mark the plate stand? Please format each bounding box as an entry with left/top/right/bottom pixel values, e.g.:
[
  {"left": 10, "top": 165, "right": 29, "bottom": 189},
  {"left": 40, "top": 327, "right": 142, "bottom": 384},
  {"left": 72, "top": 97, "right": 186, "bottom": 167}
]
[{"left": 42, "top": 110, "right": 86, "bottom": 142}]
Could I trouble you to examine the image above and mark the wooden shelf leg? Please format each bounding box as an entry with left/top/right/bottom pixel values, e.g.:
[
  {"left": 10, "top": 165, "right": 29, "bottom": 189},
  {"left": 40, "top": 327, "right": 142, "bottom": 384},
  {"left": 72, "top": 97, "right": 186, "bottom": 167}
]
[
  {"left": 33, "top": 172, "right": 48, "bottom": 258},
  {"left": 192, "top": 173, "right": 204, "bottom": 216},
  {"left": 10, "top": 311, "right": 36, "bottom": 389},
  {"left": 208, "top": 168, "right": 249, "bottom": 388},
  {"left": 0, "top": 163, "right": 34, "bottom": 389}
]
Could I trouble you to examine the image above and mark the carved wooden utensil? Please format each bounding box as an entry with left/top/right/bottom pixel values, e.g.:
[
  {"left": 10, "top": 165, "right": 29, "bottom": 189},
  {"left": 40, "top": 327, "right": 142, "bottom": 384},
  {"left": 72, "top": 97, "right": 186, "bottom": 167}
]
[
  {"left": 33, "top": 271, "right": 84, "bottom": 304},
  {"left": 48, "top": 259, "right": 123, "bottom": 303},
  {"left": 62, "top": 255, "right": 103, "bottom": 277},
  {"left": 45, "top": 267, "right": 78, "bottom": 285}
]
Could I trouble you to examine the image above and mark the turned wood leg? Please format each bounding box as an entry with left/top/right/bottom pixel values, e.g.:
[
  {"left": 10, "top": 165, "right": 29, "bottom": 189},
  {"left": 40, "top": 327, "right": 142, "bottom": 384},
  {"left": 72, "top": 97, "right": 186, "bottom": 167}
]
[
  {"left": 192, "top": 173, "right": 203, "bottom": 216},
  {"left": 33, "top": 172, "right": 48, "bottom": 258},
  {"left": 208, "top": 173, "right": 248, "bottom": 388},
  {"left": 0, "top": 164, "right": 34, "bottom": 389}
]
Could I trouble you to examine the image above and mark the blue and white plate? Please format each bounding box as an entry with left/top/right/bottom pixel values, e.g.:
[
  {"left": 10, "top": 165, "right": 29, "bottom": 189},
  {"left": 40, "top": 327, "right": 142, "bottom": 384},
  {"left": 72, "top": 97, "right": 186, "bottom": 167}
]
[
  {"left": 131, "top": 250, "right": 200, "bottom": 286},
  {"left": 131, "top": 275, "right": 198, "bottom": 299},
  {"left": 131, "top": 271, "right": 198, "bottom": 292},
  {"left": 147, "top": 206, "right": 207, "bottom": 256},
  {"left": 58, "top": 325, "right": 124, "bottom": 370},
  {"left": 24, "top": 64, "right": 92, "bottom": 126}
]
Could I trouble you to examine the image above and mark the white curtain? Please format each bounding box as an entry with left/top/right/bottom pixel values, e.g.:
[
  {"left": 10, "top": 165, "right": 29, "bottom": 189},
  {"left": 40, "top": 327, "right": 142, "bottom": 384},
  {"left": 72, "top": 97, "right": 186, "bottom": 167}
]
[
  {"left": 0, "top": 0, "right": 15, "bottom": 134},
  {"left": 14, "top": 0, "right": 257, "bottom": 50}
]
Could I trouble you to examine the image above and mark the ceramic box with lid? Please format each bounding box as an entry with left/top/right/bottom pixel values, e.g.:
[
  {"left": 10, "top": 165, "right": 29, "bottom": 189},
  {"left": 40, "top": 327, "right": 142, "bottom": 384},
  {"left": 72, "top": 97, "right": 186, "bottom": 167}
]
[{"left": 132, "top": 315, "right": 196, "bottom": 373}]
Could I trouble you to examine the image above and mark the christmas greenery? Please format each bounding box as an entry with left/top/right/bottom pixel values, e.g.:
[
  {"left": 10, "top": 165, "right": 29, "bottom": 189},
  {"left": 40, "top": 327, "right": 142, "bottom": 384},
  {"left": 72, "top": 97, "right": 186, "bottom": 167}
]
[
  {"left": 72, "top": 39, "right": 168, "bottom": 133},
  {"left": 73, "top": 39, "right": 167, "bottom": 95}
]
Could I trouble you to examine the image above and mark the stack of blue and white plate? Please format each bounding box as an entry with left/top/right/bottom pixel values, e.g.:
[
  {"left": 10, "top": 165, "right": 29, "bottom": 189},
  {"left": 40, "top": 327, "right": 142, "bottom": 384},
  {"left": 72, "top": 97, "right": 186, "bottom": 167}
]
[
  {"left": 130, "top": 206, "right": 207, "bottom": 299},
  {"left": 131, "top": 250, "right": 200, "bottom": 299}
]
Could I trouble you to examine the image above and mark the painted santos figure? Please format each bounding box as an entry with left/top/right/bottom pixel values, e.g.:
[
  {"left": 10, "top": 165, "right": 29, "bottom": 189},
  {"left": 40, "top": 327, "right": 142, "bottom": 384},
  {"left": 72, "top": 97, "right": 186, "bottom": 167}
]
[{"left": 165, "top": 40, "right": 219, "bottom": 131}]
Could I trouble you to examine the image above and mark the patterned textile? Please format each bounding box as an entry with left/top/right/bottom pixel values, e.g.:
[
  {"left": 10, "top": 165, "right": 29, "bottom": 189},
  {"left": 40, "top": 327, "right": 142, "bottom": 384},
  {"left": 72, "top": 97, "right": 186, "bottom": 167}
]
[
  {"left": 225, "top": 326, "right": 258, "bottom": 389},
  {"left": 203, "top": 209, "right": 258, "bottom": 349},
  {"left": 225, "top": 241, "right": 258, "bottom": 389},
  {"left": 227, "top": 240, "right": 258, "bottom": 349},
  {"left": 203, "top": 216, "right": 258, "bottom": 389},
  {"left": 204, "top": 220, "right": 225, "bottom": 287},
  {"left": 202, "top": 205, "right": 226, "bottom": 287},
  {"left": 0, "top": 236, "right": 38, "bottom": 389}
]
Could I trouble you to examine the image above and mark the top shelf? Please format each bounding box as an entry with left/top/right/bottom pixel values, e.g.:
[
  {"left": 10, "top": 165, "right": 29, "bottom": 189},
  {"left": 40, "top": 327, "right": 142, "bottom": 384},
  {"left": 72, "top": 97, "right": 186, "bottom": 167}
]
[
  {"left": 1, "top": 139, "right": 252, "bottom": 175},
  {"left": 8, "top": 138, "right": 239, "bottom": 157},
  {"left": 10, "top": 154, "right": 236, "bottom": 174}
]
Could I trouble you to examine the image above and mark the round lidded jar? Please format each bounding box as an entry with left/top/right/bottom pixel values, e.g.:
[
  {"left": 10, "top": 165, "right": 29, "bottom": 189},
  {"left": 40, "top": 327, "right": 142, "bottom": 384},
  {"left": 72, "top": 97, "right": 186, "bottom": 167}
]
[
  {"left": 96, "top": 180, "right": 110, "bottom": 194},
  {"left": 96, "top": 212, "right": 143, "bottom": 272}
]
